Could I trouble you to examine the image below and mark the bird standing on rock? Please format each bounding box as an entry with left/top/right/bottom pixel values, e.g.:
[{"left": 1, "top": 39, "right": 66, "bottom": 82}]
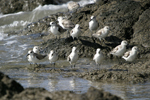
[
  {"left": 67, "top": 1, "right": 80, "bottom": 14},
  {"left": 110, "top": 40, "right": 128, "bottom": 63},
  {"left": 92, "top": 26, "right": 110, "bottom": 43},
  {"left": 27, "top": 50, "right": 47, "bottom": 65},
  {"left": 89, "top": 16, "right": 99, "bottom": 35},
  {"left": 67, "top": 47, "right": 79, "bottom": 68},
  {"left": 70, "top": 24, "right": 82, "bottom": 40},
  {"left": 48, "top": 50, "right": 58, "bottom": 69},
  {"left": 49, "top": 21, "right": 66, "bottom": 39},
  {"left": 57, "top": 16, "right": 75, "bottom": 38},
  {"left": 122, "top": 46, "right": 138, "bottom": 62},
  {"left": 93, "top": 48, "right": 104, "bottom": 66}
]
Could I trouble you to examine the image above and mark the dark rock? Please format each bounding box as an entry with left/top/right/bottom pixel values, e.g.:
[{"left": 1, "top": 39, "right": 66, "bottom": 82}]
[
  {"left": 12, "top": 87, "right": 122, "bottom": 100},
  {"left": 0, "top": 72, "right": 24, "bottom": 99},
  {"left": 132, "top": 8, "right": 150, "bottom": 47}
]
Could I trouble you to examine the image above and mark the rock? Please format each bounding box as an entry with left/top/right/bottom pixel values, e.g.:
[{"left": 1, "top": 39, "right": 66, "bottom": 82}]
[
  {"left": 80, "top": 59, "right": 150, "bottom": 83},
  {"left": 0, "top": 72, "right": 24, "bottom": 99},
  {"left": 132, "top": 8, "right": 150, "bottom": 47},
  {"left": 12, "top": 88, "right": 52, "bottom": 100},
  {"left": 18, "top": 0, "right": 150, "bottom": 59},
  {"left": 12, "top": 87, "right": 122, "bottom": 100}
]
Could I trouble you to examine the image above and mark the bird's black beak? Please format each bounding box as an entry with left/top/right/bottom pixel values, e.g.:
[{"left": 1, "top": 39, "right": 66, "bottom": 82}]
[{"left": 26, "top": 54, "right": 29, "bottom": 57}]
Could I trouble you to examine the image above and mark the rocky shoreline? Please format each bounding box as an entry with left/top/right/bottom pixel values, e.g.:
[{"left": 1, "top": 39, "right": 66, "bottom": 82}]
[
  {"left": 1, "top": 0, "right": 150, "bottom": 99},
  {"left": 22, "top": 0, "right": 150, "bottom": 88},
  {"left": 0, "top": 72, "right": 123, "bottom": 100},
  {"left": 19, "top": 0, "right": 150, "bottom": 59}
]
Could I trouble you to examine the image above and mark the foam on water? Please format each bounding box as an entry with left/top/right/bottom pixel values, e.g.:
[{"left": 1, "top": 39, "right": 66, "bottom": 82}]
[
  {"left": 0, "top": 11, "right": 24, "bottom": 19},
  {"left": 33, "top": 4, "right": 67, "bottom": 11},
  {"left": 0, "top": 32, "right": 8, "bottom": 40},
  {"left": 78, "top": 0, "right": 94, "bottom": 7}
]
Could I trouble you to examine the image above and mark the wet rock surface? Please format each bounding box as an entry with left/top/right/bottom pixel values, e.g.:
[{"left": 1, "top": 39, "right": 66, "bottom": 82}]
[
  {"left": 20, "top": 0, "right": 150, "bottom": 59},
  {"left": 18, "top": 0, "right": 150, "bottom": 83},
  {"left": 2, "top": 0, "right": 150, "bottom": 99},
  {"left": 0, "top": 72, "right": 122, "bottom": 100},
  {"left": 79, "top": 59, "right": 150, "bottom": 83}
]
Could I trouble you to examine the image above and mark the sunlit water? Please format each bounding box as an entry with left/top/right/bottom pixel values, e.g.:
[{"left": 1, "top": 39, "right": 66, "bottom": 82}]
[{"left": 0, "top": 0, "right": 150, "bottom": 100}]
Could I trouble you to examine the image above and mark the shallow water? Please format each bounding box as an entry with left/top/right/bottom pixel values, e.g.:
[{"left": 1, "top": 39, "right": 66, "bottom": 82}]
[{"left": 0, "top": 0, "right": 150, "bottom": 100}]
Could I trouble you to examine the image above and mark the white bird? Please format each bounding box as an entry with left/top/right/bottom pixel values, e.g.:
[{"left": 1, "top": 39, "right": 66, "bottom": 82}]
[
  {"left": 89, "top": 16, "right": 99, "bottom": 35},
  {"left": 67, "top": 1, "right": 80, "bottom": 14},
  {"left": 70, "top": 24, "right": 82, "bottom": 40},
  {"left": 92, "top": 26, "right": 110, "bottom": 42},
  {"left": 122, "top": 46, "right": 138, "bottom": 62},
  {"left": 27, "top": 50, "right": 47, "bottom": 65},
  {"left": 49, "top": 21, "right": 66, "bottom": 39},
  {"left": 57, "top": 16, "right": 75, "bottom": 37},
  {"left": 93, "top": 48, "right": 104, "bottom": 66},
  {"left": 48, "top": 50, "right": 58, "bottom": 69},
  {"left": 67, "top": 47, "right": 79, "bottom": 68},
  {"left": 110, "top": 40, "right": 128, "bottom": 57},
  {"left": 33, "top": 46, "right": 41, "bottom": 54}
]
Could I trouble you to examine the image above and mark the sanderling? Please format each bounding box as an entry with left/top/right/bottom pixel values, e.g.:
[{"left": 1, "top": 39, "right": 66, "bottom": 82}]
[
  {"left": 67, "top": 1, "right": 80, "bottom": 14},
  {"left": 93, "top": 48, "right": 104, "bottom": 66},
  {"left": 58, "top": 16, "right": 75, "bottom": 37},
  {"left": 27, "top": 50, "right": 47, "bottom": 65},
  {"left": 122, "top": 46, "right": 138, "bottom": 62},
  {"left": 48, "top": 50, "right": 58, "bottom": 69},
  {"left": 33, "top": 46, "right": 41, "bottom": 54},
  {"left": 67, "top": 47, "right": 79, "bottom": 68},
  {"left": 70, "top": 24, "right": 82, "bottom": 40},
  {"left": 110, "top": 40, "right": 128, "bottom": 57},
  {"left": 49, "top": 21, "right": 66, "bottom": 39},
  {"left": 92, "top": 26, "right": 110, "bottom": 42},
  {"left": 89, "top": 16, "right": 99, "bottom": 35}
]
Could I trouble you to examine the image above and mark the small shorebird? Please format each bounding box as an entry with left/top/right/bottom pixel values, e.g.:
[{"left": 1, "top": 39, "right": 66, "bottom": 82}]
[
  {"left": 110, "top": 40, "right": 128, "bottom": 57},
  {"left": 67, "top": 47, "right": 79, "bottom": 68},
  {"left": 57, "top": 16, "right": 75, "bottom": 37},
  {"left": 48, "top": 50, "right": 58, "bottom": 69},
  {"left": 93, "top": 48, "right": 104, "bottom": 66},
  {"left": 49, "top": 21, "right": 66, "bottom": 39},
  {"left": 89, "top": 16, "right": 99, "bottom": 35},
  {"left": 92, "top": 26, "right": 110, "bottom": 42},
  {"left": 70, "top": 24, "right": 82, "bottom": 40},
  {"left": 27, "top": 50, "right": 47, "bottom": 65},
  {"left": 67, "top": 1, "right": 80, "bottom": 14},
  {"left": 33, "top": 46, "right": 41, "bottom": 54},
  {"left": 110, "top": 40, "right": 128, "bottom": 63},
  {"left": 122, "top": 46, "right": 138, "bottom": 62}
]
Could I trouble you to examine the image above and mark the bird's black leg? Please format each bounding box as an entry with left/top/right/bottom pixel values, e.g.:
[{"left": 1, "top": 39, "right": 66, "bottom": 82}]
[{"left": 54, "top": 63, "right": 56, "bottom": 70}]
